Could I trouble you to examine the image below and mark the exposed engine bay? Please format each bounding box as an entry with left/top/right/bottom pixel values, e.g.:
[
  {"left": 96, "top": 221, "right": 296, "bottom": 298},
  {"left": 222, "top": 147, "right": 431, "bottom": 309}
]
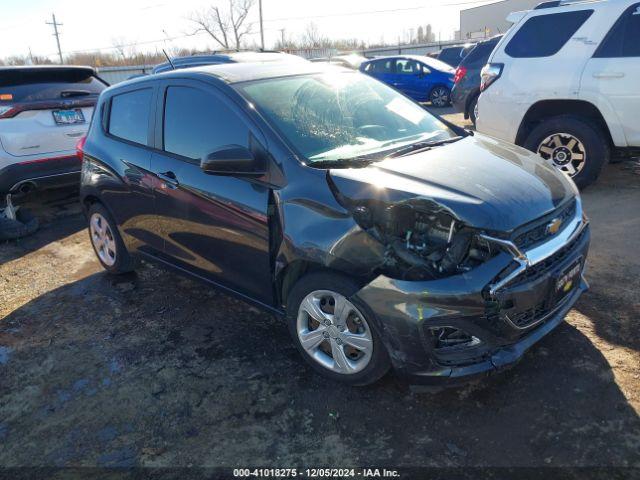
[{"left": 349, "top": 200, "right": 495, "bottom": 281}]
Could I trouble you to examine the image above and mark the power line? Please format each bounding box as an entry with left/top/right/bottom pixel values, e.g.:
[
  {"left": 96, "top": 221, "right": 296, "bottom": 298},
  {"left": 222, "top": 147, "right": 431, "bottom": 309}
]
[
  {"left": 256, "top": 0, "right": 494, "bottom": 24},
  {"left": 45, "top": 13, "right": 63, "bottom": 63},
  {"left": 46, "top": 32, "right": 203, "bottom": 57},
  {"left": 41, "top": 0, "right": 493, "bottom": 58}
]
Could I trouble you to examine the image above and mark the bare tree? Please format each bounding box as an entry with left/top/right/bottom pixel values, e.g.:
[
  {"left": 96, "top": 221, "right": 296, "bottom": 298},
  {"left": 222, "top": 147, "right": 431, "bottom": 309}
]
[
  {"left": 301, "top": 22, "right": 331, "bottom": 49},
  {"left": 190, "top": 0, "right": 255, "bottom": 51}
]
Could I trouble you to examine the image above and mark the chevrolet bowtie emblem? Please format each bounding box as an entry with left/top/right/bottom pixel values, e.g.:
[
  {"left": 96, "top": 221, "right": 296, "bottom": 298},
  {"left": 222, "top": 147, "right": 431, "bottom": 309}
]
[{"left": 546, "top": 218, "right": 563, "bottom": 235}]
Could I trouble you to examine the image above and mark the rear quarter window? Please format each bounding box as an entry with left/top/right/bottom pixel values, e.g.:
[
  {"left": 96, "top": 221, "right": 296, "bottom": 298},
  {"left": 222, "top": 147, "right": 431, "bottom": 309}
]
[
  {"left": 594, "top": 3, "right": 640, "bottom": 58},
  {"left": 462, "top": 39, "right": 499, "bottom": 65},
  {"left": 108, "top": 89, "right": 153, "bottom": 146},
  {"left": 438, "top": 48, "right": 462, "bottom": 64},
  {"left": 505, "top": 10, "right": 594, "bottom": 58}
]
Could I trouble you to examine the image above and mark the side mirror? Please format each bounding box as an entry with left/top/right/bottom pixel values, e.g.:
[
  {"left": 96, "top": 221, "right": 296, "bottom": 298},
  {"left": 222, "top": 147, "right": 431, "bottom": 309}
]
[{"left": 200, "top": 144, "right": 265, "bottom": 176}]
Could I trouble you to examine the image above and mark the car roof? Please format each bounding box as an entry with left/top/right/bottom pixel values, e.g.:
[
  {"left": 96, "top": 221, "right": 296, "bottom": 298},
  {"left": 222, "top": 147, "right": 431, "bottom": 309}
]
[
  {"left": 153, "top": 51, "right": 308, "bottom": 73},
  {"left": 113, "top": 62, "right": 351, "bottom": 92},
  {"left": 363, "top": 54, "right": 455, "bottom": 70},
  {"left": 153, "top": 61, "right": 349, "bottom": 84}
]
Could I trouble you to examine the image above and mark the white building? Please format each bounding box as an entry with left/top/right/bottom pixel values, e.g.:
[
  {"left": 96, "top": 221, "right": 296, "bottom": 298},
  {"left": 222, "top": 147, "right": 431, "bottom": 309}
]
[{"left": 460, "top": 0, "right": 542, "bottom": 40}]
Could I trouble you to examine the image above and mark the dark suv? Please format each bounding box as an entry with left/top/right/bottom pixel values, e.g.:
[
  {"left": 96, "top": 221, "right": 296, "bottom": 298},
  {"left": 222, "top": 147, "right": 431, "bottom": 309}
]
[
  {"left": 451, "top": 36, "right": 502, "bottom": 126},
  {"left": 80, "top": 62, "right": 589, "bottom": 386}
]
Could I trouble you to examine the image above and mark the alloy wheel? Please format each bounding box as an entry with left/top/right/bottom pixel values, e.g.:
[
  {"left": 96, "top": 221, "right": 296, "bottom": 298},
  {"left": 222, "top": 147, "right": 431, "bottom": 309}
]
[
  {"left": 90, "top": 213, "right": 117, "bottom": 267},
  {"left": 296, "top": 290, "right": 373, "bottom": 375},
  {"left": 537, "top": 133, "right": 586, "bottom": 177},
  {"left": 431, "top": 87, "right": 449, "bottom": 107}
]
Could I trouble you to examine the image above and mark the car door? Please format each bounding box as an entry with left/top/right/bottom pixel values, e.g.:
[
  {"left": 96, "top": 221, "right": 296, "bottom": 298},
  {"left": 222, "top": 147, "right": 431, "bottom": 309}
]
[
  {"left": 364, "top": 58, "right": 397, "bottom": 88},
  {"left": 394, "top": 59, "right": 425, "bottom": 100},
  {"left": 101, "top": 86, "right": 165, "bottom": 256},
  {"left": 580, "top": 2, "right": 640, "bottom": 146},
  {"left": 150, "top": 79, "right": 273, "bottom": 305}
]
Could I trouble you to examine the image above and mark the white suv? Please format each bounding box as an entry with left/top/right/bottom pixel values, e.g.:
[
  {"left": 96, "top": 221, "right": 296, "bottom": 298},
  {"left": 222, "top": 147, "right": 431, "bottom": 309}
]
[
  {"left": 0, "top": 66, "right": 107, "bottom": 195},
  {"left": 477, "top": 0, "right": 640, "bottom": 188}
]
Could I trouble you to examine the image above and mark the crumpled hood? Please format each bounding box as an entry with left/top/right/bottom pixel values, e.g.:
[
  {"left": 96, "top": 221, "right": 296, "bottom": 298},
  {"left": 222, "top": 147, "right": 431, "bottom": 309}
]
[{"left": 328, "top": 134, "right": 578, "bottom": 233}]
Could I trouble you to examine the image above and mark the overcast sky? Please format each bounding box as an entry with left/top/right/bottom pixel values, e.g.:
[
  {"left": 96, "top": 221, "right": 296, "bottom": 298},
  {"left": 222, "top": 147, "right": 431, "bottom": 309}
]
[{"left": 0, "top": 0, "right": 497, "bottom": 60}]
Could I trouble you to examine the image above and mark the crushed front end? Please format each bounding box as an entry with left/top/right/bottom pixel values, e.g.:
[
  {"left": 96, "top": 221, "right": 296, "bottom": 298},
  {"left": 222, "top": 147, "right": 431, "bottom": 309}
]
[{"left": 349, "top": 196, "right": 590, "bottom": 384}]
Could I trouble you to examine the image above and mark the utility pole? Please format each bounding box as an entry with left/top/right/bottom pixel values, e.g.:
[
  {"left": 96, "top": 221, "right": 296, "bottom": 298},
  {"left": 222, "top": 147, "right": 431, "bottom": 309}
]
[
  {"left": 258, "top": 0, "right": 265, "bottom": 50},
  {"left": 46, "top": 13, "right": 63, "bottom": 64},
  {"left": 278, "top": 28, "right": 285, "bottom": 48}
]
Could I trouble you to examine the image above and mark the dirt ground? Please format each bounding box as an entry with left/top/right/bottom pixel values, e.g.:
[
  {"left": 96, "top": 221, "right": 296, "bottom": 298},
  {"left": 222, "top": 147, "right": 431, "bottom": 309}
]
[{"left": 1, "top": 111, "right": 639, "bottom": 470}]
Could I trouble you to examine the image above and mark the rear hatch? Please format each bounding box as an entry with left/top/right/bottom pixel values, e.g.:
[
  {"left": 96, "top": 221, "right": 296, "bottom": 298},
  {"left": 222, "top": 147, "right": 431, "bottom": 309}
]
[{"left": 0, "top": 67, "right": 107, "bottom": 157}]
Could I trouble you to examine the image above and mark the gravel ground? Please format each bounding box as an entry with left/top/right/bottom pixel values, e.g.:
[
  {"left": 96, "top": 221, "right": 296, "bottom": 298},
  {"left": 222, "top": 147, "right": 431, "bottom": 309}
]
[{"left": 0, "top": 111, "right": 639, "bottom": 471}]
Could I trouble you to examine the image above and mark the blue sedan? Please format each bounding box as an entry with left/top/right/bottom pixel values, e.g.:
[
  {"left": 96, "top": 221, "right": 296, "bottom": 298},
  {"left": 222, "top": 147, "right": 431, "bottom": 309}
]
[{"left": 359, "top": 55, "right": 455, "bottom": 107}]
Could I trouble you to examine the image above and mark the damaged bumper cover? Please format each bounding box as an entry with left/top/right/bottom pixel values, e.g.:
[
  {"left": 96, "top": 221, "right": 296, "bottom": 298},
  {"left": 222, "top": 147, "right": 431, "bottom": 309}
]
[{"left": 353, "top": 204, "right": 590, "bottom": 385}]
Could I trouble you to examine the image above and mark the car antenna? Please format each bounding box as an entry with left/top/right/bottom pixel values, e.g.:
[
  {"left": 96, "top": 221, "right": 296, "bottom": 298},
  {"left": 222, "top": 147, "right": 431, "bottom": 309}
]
[{"left": 162, "top": 49, "right": 176, "bottom": 70}]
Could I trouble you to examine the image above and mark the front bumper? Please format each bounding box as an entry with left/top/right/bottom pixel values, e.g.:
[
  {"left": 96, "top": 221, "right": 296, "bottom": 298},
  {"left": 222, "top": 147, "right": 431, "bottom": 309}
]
[{"left": 354, "top": 219, "right": 590, "bottom": 385}]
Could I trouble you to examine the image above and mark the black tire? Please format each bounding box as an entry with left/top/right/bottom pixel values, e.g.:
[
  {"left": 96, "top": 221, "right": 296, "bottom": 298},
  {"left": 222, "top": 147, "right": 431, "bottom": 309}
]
[
  {"left": 0, "top": 209, "right": 39, "bottom": 241},
  {"left": 286, "top": 271, "right": 390, "bottom": 386},
  {"left": 468, "top": 95, "right": 479, "bottom": 127},
  {"left": 522, "top": 115, "right": 610, "bottom": 189},
  {"left": 429, "top": 85, "right": 451, "bottom": 108},
  {"left": 87, "top": 202, "right": 136, "bottom": 274}
]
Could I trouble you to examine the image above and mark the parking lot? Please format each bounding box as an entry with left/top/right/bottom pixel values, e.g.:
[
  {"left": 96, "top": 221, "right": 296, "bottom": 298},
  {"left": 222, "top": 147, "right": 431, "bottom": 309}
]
[{"left": 1, "top": 110, "right": 639, "bottom": 470}]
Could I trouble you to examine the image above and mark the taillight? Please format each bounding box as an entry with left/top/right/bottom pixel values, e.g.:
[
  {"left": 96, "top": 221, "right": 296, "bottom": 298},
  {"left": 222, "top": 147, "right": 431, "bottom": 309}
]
[
  {"left": 76, "top": 136, "right": 87, "bottom": 158},
  {"left": 454, "top": 66, "right": 467, "bottom": 84},
  {"left": 480, "top": 63, "right": 504, "bottom": 92},
  {"left": 0, "top": 105, "right": 17, "bottom": 119}
]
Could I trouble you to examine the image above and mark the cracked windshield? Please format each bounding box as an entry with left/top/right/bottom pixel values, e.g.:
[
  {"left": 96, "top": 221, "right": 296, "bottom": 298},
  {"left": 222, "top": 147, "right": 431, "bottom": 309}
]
[{"left": 239, "top": 72, "right": 456, "bottom": 163}]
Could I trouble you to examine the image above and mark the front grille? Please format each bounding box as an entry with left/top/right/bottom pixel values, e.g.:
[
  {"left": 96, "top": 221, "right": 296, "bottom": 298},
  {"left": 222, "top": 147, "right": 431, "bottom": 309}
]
[
  {"left": 485, "top": 224, "right": 589, "bottom": 331},
  {"left": 506, "top": 301, "right": 550, "bottom": 328},
  {"left": 512, "top": 226, "right": 588, "bottom": 287},
  {"left": 513, "top": 199, "right": 576, "bottom": 250}
]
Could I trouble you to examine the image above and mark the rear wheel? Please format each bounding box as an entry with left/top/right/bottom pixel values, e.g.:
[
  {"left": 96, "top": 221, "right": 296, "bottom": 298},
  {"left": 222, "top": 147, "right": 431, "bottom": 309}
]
[
  {"left": 468, "top": 95, "right": 479, "bottom": 127},
  {"left": 430, "top": 86, "right": 451, "bottom": 108},
  {"left": 87, "top": 203, "right": 135, "bottom": 274},
  {"left": 286, "top": 272, "right": 390, "bottom": 386},
  {"left": 523, "top": 115, "right": 610, "bottom": 189}
]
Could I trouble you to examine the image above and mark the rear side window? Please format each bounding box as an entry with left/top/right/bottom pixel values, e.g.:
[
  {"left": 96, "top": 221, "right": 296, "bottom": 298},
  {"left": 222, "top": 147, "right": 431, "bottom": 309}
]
[
  {"left": 108, "top": 89, "right": 152, "bottom": 146},
  {"left": 368, "top": 59, "right": 393, "bottom": 73},
  {"left": 438, "top": 48, "right": 462, "bottom": 64},
  {"left": 594, "top": 3, "right": 640, "bottom": 58},
  {"left": 0, "top": 69, "right": 106, "bottom": 103},
  {"left": 163, "top": 86, "right": 248, "bottom": 161},
  {"left": 462, "top": 38, "right": 499, "bottom": 65},
  {"left": 396, "top": 59, "right": 420, "bottom": 75},
  {"left": 505, "top": 10, "right": 593, "bottom": 58}
]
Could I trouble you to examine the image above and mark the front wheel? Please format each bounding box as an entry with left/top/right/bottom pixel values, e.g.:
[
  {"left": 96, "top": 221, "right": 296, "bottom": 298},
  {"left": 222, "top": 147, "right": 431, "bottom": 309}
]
[
  {"left": 523, "top": 115, "right": 610, "bottom": 189},
  {"left": 430, "top": 86, "right": 451, "bottom": 108},
  {"left": 286, "top": 272, "right": 390, "bottom": 386}
]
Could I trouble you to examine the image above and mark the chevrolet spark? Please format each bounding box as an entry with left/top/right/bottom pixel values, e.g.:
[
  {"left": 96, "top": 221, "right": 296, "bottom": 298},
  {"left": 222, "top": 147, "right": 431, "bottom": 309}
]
[{"left": 80, "top": 62, "right": 589, "bottom": 386}]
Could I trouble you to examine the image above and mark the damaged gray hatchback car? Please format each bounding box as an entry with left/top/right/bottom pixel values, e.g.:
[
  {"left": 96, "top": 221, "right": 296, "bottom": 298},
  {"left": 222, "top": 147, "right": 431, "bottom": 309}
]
[{"left": 80, "top": 62, "right": 590, "bottom": 386}]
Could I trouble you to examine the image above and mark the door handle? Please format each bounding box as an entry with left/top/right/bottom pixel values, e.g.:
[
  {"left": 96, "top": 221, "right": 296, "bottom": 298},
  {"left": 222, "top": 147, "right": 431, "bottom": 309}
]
[
  {"left": 593, "top": 72, "right": 625, "bottom": 79},
  {"left": 157, "top": 171, "right": 179, "bottom": 188}
]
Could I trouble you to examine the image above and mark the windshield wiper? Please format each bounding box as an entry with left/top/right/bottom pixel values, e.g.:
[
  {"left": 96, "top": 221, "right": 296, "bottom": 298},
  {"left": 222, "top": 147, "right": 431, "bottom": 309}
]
[
  {"left": 387, "top": 136, "right": 464, "bottom": 158},
  {"left": 309, "top": 156, "right": 376, "bottom": 169}
]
